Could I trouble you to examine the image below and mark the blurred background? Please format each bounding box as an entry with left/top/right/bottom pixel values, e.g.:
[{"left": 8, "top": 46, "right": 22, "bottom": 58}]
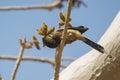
[{"left": 0, "top": 0, "right": 120, "bottom": 80}]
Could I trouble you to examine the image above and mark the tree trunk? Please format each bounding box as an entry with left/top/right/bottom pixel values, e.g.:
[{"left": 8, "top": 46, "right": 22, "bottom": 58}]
[{"left": 54, "top": 11, "right": 120, "bottom": 80}]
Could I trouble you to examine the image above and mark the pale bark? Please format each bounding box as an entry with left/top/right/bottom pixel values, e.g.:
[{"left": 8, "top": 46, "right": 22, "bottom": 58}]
[{"left": 53, "top": 11, "right": 120, "bottom": 80}]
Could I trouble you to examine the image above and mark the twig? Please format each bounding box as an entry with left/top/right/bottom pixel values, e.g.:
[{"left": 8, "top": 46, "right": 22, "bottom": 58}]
[
  {"left": 0, "top": 0, "right": 62, "bottom": 11},
  {"left": 0, "top": 55, "right": 67, "bottom": 68},
  {"left": 54, "top": 0, "right": 73, "bottom": 80},
  {"left": 0, "top": 75, "right": 2, "bottom": 80},
  {"left": 61, "top": 57, "right": 76, "bottom": 61},
  {"left": 11, "top": 38, "right": 25, "bottom": 80}
]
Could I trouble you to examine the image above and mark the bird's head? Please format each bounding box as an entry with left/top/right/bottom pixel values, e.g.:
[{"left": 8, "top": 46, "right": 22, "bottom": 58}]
[{"left": 42, "top": 34, "right": 61, "bottom": 48}]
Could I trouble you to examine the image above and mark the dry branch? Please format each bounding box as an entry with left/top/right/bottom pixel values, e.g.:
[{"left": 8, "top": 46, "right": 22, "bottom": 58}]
[
  {"left": 61, "top": 57, "right": 76, "bottom": 61},
  {"left": 0, "top": 0, "right": 62, "bottom": 11},
  {"left": 54, "top": 0, "right": 73, "bottom": 80},
  {"left": 0, "top": 76, "right": 2, "bottom": 80},
  {"left": 0, "top": 55, "right": 69, "bottom": 68},
  {"left": 11, "top": 44, "right": 25, "bottom": 80},
  {"left": 0, "top": 0, "right": 86, "bottom": 11},
  {"left": 53, "top": 11, "right": 120, "bottom": 80}
]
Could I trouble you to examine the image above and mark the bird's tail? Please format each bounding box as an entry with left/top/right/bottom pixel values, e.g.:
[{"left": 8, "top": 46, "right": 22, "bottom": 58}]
[{"left": 82, "top": 37, "right": 105, "bottom": 53}]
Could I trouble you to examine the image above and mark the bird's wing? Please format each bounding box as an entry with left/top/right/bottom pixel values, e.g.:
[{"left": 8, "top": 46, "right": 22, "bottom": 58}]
[
  {"left": 68, "top": 26, "right": 88, "bottom": 34},
  {"left": 56, "top": 26, "right": 88, "bottom": 34}
]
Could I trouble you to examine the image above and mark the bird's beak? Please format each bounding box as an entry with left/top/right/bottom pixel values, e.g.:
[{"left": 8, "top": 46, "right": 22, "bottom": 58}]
[{"left": 42, "top": 41, "right": 46, "bottom": 47}]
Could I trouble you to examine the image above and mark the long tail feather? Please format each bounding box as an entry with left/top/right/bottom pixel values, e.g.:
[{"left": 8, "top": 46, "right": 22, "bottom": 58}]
[{"left": 83, "top": 37, "right": 105, "bottom": 53}]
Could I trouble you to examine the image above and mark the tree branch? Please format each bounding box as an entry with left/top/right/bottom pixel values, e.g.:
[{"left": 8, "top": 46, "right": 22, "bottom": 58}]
[
  {"left": 0, "top": 75, "right": 2, "bottom": 80},
  {"left": 0, "top": 0, "right": 62, "bottom": 11},
  {"left": 61, "top": 57, "right": 76, "bottom": 61},
  {"left": 11, "top": 39, "right": 25, "bottom": 80},
  {"left": 0, "top": 55, "right": 69, "bottom": 68},
  {"left": 54, "top": 0, "right": 73, "bottom": 80}
]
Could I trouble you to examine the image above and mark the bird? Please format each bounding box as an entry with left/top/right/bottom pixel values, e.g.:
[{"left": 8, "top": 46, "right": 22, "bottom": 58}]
[{"left": 42, "top": 26, "right": 105, "bottom": 53}]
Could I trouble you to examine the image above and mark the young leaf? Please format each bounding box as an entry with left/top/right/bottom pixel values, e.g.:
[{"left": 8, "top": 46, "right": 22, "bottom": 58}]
[
  {"left": 42, "top": 22, "right": 48, "bottom": 35},
  {"left": 59, "top": 12, "right": 65, "bottom": 21},
  {"left": 47, "top": 27, "right": 55, "bottom": 35},
  {"left": 37, "top": 29, "right": 44, "bottom": 35}
]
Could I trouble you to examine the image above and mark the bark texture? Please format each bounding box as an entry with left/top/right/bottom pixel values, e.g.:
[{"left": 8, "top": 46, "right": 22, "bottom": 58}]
[{"left": 56, "top": 11, "right": 120, "bottom": 80}]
